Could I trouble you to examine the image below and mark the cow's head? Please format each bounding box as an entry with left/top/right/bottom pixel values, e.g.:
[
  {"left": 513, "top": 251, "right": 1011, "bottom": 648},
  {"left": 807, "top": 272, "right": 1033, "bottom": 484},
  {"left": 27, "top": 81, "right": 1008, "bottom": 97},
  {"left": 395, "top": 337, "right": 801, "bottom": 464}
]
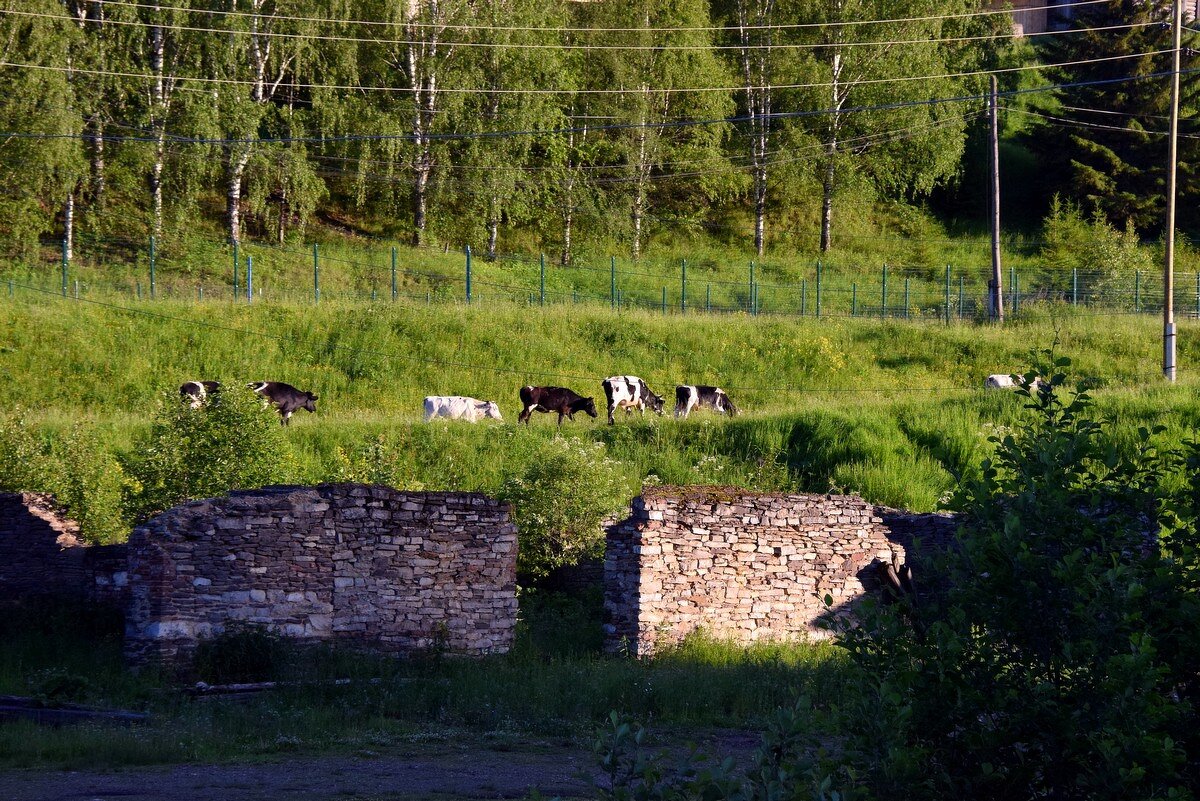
[
  {"left": 582, "top": 397, "right": 599, "bottom": 418},
  {"left": 480, "top": 401, "right": 503, "bottom": 421},
  {"left": 303, "top": 392, "right": 318, "bottom": 413},
  {"left": 646, "top": 391, "right": 665, "bottom": 415}
]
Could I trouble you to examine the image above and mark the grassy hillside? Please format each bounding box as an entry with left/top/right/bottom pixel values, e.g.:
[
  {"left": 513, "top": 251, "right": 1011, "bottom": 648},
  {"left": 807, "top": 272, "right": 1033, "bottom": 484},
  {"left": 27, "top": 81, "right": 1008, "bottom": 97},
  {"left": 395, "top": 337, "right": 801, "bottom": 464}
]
[{"left": 2, "top": 287, "right": 1197, "bottom": 524}]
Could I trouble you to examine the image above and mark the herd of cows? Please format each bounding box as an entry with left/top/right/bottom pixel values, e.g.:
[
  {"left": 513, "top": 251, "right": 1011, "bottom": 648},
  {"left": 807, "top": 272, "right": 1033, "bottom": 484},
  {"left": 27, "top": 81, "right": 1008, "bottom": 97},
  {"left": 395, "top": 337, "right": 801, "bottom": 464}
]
[
  {"left": 179, "top": 375, "right": 737, "bottom": 426},
  {"left": 182, "top": 373, "right": 1030, "bottom": 427}
]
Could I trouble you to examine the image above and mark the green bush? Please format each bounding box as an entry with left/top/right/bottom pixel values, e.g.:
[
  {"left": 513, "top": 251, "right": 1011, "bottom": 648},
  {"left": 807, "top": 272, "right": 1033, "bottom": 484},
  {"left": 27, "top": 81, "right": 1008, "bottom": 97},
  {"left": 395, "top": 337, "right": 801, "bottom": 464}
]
[
  {"left": 0, "top": 407, "right": 57, "bottom": 493},
  {"left": 499, "top": 437, "right": 637, "bottom": 580},
  {"left": 125, "top": 383, "right": 293, "bottom": 521},
  {"left": 52, "top": 426, "right": 130, "bottom": 544}
]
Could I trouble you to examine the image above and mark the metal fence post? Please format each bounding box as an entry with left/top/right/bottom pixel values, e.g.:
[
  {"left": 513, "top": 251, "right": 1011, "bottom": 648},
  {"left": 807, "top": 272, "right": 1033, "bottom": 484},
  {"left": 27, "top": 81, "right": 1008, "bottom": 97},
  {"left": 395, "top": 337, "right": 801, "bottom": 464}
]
[
  {"left": 882, "top": 263, "right": 888, "bottom": 318},
  {"left": 706, "top": 283, "right": 711, "bottom": 313},
  {"left": 149, "top": 235, "right": 156, "bottom": 299},
  {"left": 944, "top": 265, "right": 951, "bottom": 323},
  {"left": 540, "top": 253, "right": 546, "bottom": 307},
  {"left": 748, "top": 262, "right": 754, "bottom": 314},
  {"left": 680, "top": 259, "right": 687, "bottom": 314},
  {"left": 1009, "top": 265, "right": 1016, "bottom": 312},
  {"left": 852, "top": 283, "right": 857, "bottom": 316},
  {"left": 904, "top": 277, "right": 910, "bottom": 319},
  {"left": 611, "top": 256, "right": 616, "bottom": 310},
  {"left": 801, "top": 279, "right": 807, "bottom": 316},
  {"left": 661, "top": 287, "right": 667, "bottom": 314},
  {"left": 391, "top": 247, "right": 398, "bottom": 301},
  {"left": 465, "top": 245, "right": 472, "bottom": 304},
  {"left": 1135, "top": 269, "right": 1141, "bottom": 313},
  {"left": 313, "top": 243, "right": 320, "bottom": 304},
  {"left": 1072, "top": 268, "right": 1078, "bottom": 306},
  {"left": 136, "top": 281, "right": 141, "bottom": 300},
  {"left": 816, "top": 260, "right": 822, "bottom": 318},
  {"left": 246, "top": 255, "right": 253, "bottom": 303},
  {"left": 1195, "top": 273, "right": 1199, "bottom": 318},
  {"left": 958, "top": 275, "right": 964, "bottom": 319},
  {"left": 61, "top": 238, "right": 68, "bottom": 297}
]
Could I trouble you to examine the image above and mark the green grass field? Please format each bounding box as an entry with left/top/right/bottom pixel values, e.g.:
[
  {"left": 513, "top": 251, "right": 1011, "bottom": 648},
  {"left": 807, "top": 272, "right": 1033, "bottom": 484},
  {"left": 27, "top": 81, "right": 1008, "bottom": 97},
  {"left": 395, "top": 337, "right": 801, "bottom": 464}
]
[{"left": 1, "top": 287, "right": 1198, "bottom": 518}]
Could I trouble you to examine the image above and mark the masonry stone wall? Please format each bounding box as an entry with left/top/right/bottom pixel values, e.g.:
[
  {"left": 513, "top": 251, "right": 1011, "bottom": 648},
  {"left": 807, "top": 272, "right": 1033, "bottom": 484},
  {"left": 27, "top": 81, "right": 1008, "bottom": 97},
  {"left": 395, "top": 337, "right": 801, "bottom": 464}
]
[
  {"left": 0, "top": 492, "right": 129, "bottom": 609},
  {"left": 125, "top": 484, "right": 518, "bottom": 665},
  {"left": 604, "top": 486, "right": 957, "bottom": 656}
]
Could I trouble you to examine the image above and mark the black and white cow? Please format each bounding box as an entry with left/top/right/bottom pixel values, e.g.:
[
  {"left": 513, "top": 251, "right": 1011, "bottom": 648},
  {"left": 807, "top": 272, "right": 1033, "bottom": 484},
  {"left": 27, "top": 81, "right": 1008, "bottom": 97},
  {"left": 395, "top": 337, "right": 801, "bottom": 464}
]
[
  {"left": 247, "top": 381, "right": 318, "bottom": 425},
  {"left": 674, "top": 385, "right": 738, "bottom": 419},
  {"left": 518, "top": 385, "right": 598, "bottom": 426},
  {"left": 601, "top": 375, "right": 664, "bottom": 425},
  {"left": 180, "top": 380, "right": 221, "bottom": 409}
]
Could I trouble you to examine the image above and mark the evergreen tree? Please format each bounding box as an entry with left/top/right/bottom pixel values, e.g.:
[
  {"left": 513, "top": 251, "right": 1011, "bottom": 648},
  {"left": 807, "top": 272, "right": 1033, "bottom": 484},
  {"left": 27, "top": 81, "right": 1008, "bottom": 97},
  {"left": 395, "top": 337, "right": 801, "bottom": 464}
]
[{"left": 1037, "top": 0, "right": 1200, "bottom": 234}]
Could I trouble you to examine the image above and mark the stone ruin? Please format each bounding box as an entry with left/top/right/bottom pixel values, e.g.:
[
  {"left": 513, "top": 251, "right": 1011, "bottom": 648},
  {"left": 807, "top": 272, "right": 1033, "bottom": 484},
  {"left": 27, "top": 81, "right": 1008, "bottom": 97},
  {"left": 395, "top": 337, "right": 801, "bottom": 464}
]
[
  {"left": 603, "top": 486, "right": 956, "bottom": 656},
  {"left": 0, "top": 485, "right": 519, "bottom": 665},
  {"left": 1, "top": 484, "right": 955, "bottom": 665}
]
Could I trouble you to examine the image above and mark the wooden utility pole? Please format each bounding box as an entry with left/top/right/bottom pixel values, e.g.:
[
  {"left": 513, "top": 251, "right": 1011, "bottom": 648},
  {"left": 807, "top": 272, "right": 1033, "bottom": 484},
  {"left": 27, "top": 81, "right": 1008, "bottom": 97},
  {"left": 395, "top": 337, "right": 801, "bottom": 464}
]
[
  {"left": 1164, "top": 0, "right": 1181, "bottom": 381},
  {"left": 989, "top": 74, "right": 1004, "bottom": 323}
]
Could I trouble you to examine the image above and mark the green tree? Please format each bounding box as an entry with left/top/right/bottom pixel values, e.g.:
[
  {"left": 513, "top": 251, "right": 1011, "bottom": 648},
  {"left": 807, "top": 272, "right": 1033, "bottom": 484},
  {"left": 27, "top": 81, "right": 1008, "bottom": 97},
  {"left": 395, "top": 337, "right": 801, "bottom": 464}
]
[{"left": 1038, "top": 0, "right": 1200, "bottom": 233}]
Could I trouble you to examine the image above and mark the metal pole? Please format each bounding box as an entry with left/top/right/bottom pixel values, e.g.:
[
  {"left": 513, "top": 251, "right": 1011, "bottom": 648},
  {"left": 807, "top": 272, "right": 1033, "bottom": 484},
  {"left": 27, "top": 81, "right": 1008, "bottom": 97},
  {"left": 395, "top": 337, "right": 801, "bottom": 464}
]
[
  {"left": 1135, "top": 269, "right": 1141, "bottom": 313},
  {"left": 990, "top": 73, "right": 1004, "bottom": 323},
  {"left": 540, "top": 253, "right": 546, "bottom": 307},
  {"left": 904, "top": 277, "right": 910, "bottom": 319},
  {"left": 958, "top": 275, "right": 964, "bottom": 319},
  {"left": 465, "top": 245, "right": 472, "bottom": 305},
  {"left": 706, "top": 283, "right": 711, "bottom": 313},
  {"left": 611, "top": 256, "right": 616, "bottom": 310},
  {"left": 1072, "top": 268, "right": 1078, "bottom": 306},
  {"left": 1164, "top": 0, "right": 1181, "bottom": 380},
  {"left": 662, "top": 286, "right": 667, "bottom": 315},
  {"left": 748, "top": 262, "right": 754, "bottom": 314},
  {"left": 61, "top": 239, "right": 68, "bottom": 297},
  {"left": 944, "top": 265, "right": 951, "bottom": 323},
  {"left": 1010, "top": 265, "right": 1016, "bottom": 313},
  {"left": 149, "top": 235, "right": 156, "bottom": 299},
  {"left": 882, "top": 263, "right": 888, "bottom": 318},
  {"left": 681, "top": 259, "right": 687, "bottom": 314},
  {"left": 801, "top": 279, "right": 807, "bottom": 316},
  {"left": 313, "top": 243, "right": 320, "bottom": 305},
  {"left": 391, "top": 247, "right": 398, "bottom": 301},
  {"left": 816, "top": 261, "right": 823, "bottom": 318},
  {"left": 74, "top": 279, "right": 79, "bottom": 299},
  {"left": 852, "top": 283, "right": 857, "bottom": 316},
  {"left": 246, "top": 255, "right": 253, "bottom": 303}
]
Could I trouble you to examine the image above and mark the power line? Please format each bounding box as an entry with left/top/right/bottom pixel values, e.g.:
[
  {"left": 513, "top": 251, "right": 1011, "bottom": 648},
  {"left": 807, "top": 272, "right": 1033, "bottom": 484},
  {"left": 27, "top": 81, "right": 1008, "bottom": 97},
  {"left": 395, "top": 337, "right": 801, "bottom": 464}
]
[
  {"left": 71, "top": 0, "right": 1115, "bottom": 34},
  {"left": 0, "top": 7, "right": 1156, "bottom": 51},
  {"left": 0, "top": 46, "right": 1173, "bottom": 96}
]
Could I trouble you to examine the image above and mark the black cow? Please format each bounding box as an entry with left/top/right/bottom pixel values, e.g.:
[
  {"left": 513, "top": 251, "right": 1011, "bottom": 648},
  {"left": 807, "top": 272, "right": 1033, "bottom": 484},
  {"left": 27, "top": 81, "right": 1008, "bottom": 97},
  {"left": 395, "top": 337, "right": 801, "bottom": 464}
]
[
  {"left": 248, "top": 381, "right": 318, "bottom": 425},
  {"left": 518, "top": 385, "right": 598, "bottom": 426},
  {"left": 180, "top": 380, "right": 221, "bottom": 409},
  {"left": 601, "top": 375, "right": 664, "bottom": 425},
  {"left": 675, "top": 385, "right": 738, "bottom": 419}
]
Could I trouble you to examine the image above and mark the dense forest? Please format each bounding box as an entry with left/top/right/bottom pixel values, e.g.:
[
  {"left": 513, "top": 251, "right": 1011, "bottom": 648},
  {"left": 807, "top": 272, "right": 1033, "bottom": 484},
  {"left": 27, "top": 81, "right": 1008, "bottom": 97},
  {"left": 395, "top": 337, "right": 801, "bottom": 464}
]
[{"left": 0, "top": 0, "right": 1196, "bottom": 264}]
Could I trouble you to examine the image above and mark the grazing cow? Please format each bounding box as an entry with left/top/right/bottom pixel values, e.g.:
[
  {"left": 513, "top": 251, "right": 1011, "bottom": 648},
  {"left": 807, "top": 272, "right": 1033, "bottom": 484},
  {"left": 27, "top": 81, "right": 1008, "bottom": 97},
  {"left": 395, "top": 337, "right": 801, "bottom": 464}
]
[
  {"left": 601, "top": 375, "right": 664, "bottom": 425},
  {"left": 518, "top": 385, "right": 598, "bottom": 426},
  {"left": 424, "top": 395, "right": 503, "bottom": 423},
  {"left": 180, "top": 380, "right": 220, "bottom": 409},
  {"left": 985, "top": 374, "right": 1047, "bottom": 391},
  {"left": 247, "top": 381, "right": 318, "bottom": 425},
  {"left": 674, "top": 385, "right": 738, "bottom": 419}
]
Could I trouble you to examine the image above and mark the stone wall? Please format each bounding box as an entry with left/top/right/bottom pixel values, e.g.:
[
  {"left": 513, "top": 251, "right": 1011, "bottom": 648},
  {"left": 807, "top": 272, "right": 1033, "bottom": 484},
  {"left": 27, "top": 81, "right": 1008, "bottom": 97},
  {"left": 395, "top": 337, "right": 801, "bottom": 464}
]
[
  {"left": 604, "top": 486, "right": 957, "bottom": 656},
  {"left": 0, "top": 492, "right": 129, "bottom": 608},
  {"left": 125, "top": 484, "right": 518, "bottom": 664}
]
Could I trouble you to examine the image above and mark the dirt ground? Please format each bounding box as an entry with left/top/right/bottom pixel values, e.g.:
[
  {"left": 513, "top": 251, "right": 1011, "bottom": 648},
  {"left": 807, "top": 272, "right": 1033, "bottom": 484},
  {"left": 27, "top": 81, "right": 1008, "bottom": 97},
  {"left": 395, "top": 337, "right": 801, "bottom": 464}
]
[{"left": 0, "top": 730, "right": 760, "bottom": 801}]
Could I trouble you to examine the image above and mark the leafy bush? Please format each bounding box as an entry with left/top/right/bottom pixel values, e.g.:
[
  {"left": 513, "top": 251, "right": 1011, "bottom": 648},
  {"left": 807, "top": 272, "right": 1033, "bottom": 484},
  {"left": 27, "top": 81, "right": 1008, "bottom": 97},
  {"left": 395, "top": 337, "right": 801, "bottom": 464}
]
[
  {"left": 1041, "top": 196, "right": 1152, "bottom": 301},
  {"left": 332, "top": 433, "right": 425, "bottom": 490},
  {"left": 817, "top": 358, "right": 1200, "bottom": 799},
  {"left": 499, "top": 437, "right": 636, "bottom": 580},
  {"left": 125, "top": 383, "right": 293, "bottom": 521},
  {"left": 0, "top": 407, "right": 58, "bottom": 493}
]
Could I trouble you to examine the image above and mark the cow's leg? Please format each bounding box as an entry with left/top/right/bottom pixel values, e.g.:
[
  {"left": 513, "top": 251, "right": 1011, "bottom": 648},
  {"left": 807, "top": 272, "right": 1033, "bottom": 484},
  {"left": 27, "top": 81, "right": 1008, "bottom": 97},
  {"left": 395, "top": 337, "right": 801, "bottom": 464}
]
[
  {"left": 607, "top": 404, "right": 615, "bottom": 425},
  {"left": 557, "top": 410, "right": 566, "bottom": 426},
  {"left": 518, "top": 405, "right": 531, "bottom": 424}
]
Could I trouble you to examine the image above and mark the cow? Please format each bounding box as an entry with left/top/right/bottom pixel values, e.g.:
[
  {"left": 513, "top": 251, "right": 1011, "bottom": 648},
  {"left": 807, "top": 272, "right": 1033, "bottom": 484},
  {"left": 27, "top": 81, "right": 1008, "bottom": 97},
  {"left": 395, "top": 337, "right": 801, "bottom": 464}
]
[
  {"left": 674, "top": 385, "right": 738, "bottom": 419},
  {"left": 247, "top": 381, "right": 318, "bottom": 425},
  {"left": 424, "top": 395, "right": 503, "bottom": 423},
  {"left": 601, "top": 375, "right": 664, "bottom": 425},
  {"left": 180, "top": 380, "right": 220, "bottom": 409},
  {"left": 518, "top": 385, "right": 598, "bottom": 426},
  {"left": 985, "top": 374, "right": 1047, "bottom": 392}
]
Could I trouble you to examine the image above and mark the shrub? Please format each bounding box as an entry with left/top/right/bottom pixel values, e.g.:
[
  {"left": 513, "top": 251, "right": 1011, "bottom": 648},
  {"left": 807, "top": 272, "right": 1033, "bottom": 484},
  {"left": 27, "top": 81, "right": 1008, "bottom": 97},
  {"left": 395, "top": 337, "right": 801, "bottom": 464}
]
[
  {"left": 52, "top": 426, "right": 130, "bottom": 545},
  {"left": 125, "top": 382, "right": 293, "bottom": 521},
  {"left": 0, "top": 407, "right": 57, "bottom": 493},
  {"left": 499, "top": 437, "right": 636, "bottom": 581}
]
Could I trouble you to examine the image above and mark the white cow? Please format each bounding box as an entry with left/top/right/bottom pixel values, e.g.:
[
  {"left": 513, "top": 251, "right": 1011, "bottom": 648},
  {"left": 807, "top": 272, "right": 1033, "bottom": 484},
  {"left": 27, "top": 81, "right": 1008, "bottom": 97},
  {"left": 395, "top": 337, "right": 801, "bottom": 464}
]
[
  {"left": 423, "top": 395, "right": 503, "bottom": 423},
  {"left": 601, "top": 375, "right": 665, "bottom": 425},
  {"left": 985, "top": 374, "right": 1047, "bottom": 391}
]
